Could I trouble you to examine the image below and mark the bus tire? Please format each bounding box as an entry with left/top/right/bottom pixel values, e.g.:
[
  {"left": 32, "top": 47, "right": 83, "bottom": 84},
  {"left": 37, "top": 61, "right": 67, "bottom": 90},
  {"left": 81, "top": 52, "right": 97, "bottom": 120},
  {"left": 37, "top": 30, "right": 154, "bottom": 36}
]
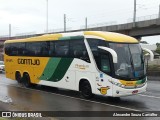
[
  {"left": 23, "top": 73, "right": 31, "bottom": 88},
  {"left": 80, "top": 80, "right": 93, "bottom": 99},
  {"left": 15, "top": 71, "right": 21, "bottom": 83}
]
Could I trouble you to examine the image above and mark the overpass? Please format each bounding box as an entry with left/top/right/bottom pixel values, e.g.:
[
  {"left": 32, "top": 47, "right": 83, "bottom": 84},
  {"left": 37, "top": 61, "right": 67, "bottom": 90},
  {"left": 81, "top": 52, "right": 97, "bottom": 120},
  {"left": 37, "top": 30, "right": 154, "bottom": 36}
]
[
  {"left": 1, "top": 18, "right": 160, "bottom": 41},
  {"left": 86, "top": 18, "right": 160, "bottom": 39},
  {"left": 1, "top": 18, "right": 160, "bottom": 60}
]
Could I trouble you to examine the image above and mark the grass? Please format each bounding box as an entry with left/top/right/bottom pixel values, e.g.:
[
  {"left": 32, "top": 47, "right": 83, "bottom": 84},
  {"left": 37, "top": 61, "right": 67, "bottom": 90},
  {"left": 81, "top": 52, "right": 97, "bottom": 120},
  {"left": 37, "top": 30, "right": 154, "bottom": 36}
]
[{"left": 0, "top": 118, "right": 8, "bottom": 120}]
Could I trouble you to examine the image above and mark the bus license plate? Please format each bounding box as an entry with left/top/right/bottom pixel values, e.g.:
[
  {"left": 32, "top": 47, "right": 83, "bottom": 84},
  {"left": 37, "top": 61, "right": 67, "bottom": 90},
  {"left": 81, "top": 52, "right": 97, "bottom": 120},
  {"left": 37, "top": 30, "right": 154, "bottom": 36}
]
[{"left": 132, "top": 90, "right": 138, "bottom": 94}]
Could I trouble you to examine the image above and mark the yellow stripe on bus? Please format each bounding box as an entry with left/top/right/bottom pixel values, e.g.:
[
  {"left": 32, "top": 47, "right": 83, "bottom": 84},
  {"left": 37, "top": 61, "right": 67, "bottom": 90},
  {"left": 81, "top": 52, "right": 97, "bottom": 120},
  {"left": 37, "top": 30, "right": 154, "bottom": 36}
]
[
  {"left": 84, "top": 31, "right": 138, "bottom": 43},
  {"left": 4, "top": 33, "right": 62, "bottom": 43}
]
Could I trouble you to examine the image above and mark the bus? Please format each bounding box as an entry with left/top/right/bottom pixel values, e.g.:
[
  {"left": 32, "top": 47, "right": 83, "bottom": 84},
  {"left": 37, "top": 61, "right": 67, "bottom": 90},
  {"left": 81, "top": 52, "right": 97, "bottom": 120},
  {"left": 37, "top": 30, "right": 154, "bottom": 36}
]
[{"left": 4, "top": 31, "right": 154, "bottom": 98}]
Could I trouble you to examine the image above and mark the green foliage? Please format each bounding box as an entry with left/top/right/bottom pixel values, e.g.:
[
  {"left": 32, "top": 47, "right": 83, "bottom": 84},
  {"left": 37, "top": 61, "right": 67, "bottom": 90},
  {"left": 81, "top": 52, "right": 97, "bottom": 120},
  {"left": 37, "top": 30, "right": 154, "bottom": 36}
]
[
  {"left": 156, "top": 43, "right": 160, "bottom": 47},
  {"left": 156, "top": 43, "right": 160, "bottom": 54}
]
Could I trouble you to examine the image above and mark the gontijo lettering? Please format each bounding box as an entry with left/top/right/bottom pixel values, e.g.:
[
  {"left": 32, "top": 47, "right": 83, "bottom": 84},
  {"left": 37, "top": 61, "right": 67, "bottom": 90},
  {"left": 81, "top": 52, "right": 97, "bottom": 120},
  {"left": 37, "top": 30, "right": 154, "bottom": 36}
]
[{"left": 18, "top": 59, "right": 40, "bottom": 65}]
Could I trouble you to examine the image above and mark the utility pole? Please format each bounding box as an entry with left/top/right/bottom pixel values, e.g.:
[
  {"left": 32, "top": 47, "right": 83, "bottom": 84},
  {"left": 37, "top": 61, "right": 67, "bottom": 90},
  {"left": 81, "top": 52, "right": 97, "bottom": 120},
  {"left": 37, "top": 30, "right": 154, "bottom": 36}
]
[
  {"left": 85, "top": 17, "right": 87, "bottom": 29},
  {"left": 133, "top": 0, "right": 136, "bottom": 27},
  {"left": 9, "top": 24, "right": 11, "bottom": 37},
  {"left": 46, "top": 0, "right": 48, "bottom": 33},
  {"left": 159, "top": 4, "right": 160, "bottom": 18},
  {"left": 64, "top": 14, "right": 66, "bottom": 32}
]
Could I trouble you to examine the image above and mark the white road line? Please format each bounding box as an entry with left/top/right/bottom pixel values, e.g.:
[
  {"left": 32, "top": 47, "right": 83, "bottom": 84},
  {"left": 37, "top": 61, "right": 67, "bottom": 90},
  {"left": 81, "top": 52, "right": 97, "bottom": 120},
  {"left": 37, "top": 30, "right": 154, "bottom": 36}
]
[
  {"left": 138, "top": 94, "right": 160, "bottom": 99},
  {"left": 0, "top": 82, "right": 141, "bottom": 112}
]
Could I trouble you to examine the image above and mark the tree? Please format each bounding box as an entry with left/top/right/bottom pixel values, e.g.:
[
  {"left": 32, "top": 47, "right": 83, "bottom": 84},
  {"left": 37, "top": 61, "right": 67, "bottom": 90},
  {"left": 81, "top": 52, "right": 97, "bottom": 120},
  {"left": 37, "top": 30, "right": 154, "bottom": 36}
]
[
  {"left": 155, "top": 43, "right": 160, "bottom": 54},
  {"left": 156, "top": 43, "right": 160, "bottom": 47}
]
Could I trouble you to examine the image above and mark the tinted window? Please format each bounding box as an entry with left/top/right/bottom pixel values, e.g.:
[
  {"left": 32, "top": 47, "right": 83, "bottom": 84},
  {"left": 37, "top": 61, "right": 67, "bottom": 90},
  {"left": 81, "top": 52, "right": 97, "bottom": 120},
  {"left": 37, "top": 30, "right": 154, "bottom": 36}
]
[
  {"left": 5, "top": 39, "right": 90, "bottom": 63},
  {"left": 100, "top": 53, "right": 111, "bottom": 73},
  {"left": 5, "top": 44, "right": 11, "bottom": 55},
  {"left": 26, "top": 42, "right": 41, "bottom": 56},
  {"left": 70, "top": 40, "right": 90, "bottom": 62},
  {"left": 55, "top": 41, "right": 69, "bottom": 57},
  {"left": 16, "top": 43, "right": 26, "bottom": 56},
  {"left": 9, "top": 43, "right": 19, "bottom": 56},
  {"left": 87, "top": 38, "right": 111, "bottom": 75},
  {"left": 49, "top": 41, "right": 55, "bottom": 56},
  {"left": 40, "top": 41, "right": 49, "bottom": 56},
  {"left": 87, "top": 39, "right": 99, "bottom": 57}
]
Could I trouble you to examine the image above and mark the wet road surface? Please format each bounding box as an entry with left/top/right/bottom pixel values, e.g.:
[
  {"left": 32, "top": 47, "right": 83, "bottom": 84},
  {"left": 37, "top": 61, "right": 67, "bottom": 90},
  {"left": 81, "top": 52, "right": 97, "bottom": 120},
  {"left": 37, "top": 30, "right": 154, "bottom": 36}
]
[{"left": 0, "top": 73, "right": 160, "bottom": 120}]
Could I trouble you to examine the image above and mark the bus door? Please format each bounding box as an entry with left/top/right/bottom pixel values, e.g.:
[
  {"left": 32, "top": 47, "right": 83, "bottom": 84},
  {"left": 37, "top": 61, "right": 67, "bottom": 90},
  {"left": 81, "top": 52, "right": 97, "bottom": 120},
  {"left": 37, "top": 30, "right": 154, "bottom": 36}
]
[{"left": 95, "top": 51, "right": 113, "bottom": 96}]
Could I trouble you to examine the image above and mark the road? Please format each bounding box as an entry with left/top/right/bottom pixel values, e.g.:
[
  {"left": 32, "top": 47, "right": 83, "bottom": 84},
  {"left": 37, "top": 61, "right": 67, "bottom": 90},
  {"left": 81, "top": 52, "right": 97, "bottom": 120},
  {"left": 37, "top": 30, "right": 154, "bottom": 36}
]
[{"left": 0, "top": 73, "right": 160, "bottom": 120}]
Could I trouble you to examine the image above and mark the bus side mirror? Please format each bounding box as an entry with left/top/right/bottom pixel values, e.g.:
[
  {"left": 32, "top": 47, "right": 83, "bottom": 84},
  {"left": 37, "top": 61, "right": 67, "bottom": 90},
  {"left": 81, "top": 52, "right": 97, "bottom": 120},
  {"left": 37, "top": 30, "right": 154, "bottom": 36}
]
[
  {"left": 142, "top": 48, "right": 154, "bottom": 61},
  {"left": 98, "top": 46, "right": 118, "bottom": 63}
]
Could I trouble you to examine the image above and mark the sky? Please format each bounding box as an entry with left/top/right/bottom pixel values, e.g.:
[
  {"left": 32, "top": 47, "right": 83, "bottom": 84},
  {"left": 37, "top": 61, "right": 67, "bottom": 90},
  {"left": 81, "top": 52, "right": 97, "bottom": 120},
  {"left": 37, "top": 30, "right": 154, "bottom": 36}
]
[{"left": 0, "top": 0, "right": 160, "bottom": 44}]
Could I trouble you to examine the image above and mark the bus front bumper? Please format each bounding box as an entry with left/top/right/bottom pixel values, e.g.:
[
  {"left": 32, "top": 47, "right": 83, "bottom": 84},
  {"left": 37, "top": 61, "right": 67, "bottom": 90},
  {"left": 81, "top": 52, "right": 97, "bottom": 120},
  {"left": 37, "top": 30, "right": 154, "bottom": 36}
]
[{"left": 112, "top": 83, "right": 147, "bottom": 97}]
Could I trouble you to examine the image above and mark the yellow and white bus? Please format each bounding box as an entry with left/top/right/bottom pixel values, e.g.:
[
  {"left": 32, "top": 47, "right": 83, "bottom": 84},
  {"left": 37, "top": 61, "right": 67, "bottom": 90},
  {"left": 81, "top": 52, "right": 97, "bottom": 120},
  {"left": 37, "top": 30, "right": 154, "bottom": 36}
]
[{"left": 4, "top": 31, "right": 154, "bottom": 98}]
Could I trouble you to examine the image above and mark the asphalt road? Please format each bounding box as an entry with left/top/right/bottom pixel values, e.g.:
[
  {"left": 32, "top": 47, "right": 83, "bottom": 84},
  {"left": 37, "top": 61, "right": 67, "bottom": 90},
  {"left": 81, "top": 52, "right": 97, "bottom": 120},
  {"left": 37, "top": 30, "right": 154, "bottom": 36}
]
[{"left": 0, "top": 73, "right": 160, "bottom": 120}]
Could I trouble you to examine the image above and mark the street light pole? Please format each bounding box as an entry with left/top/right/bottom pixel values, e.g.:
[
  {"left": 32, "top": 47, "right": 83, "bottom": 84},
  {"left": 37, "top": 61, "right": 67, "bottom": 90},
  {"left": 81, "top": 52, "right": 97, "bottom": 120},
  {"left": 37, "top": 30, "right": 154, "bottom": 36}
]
[
  {"left": 133, "top": 0, "right": 136, "bottom": 27},
  {"left": 9, "top": 24, "right": 11, "bottom": 38},
  {"left": 64, "top": 14, "right": 66, "bottom": 32},
  {"left": 46, "top": 0, "right": 48, "bottom": 33},
  {"left": 159, "top": 4, "right": 160, "bottom": 18},
  {"left": 85, "top": 17, "right": 87, "bottom": 29}
]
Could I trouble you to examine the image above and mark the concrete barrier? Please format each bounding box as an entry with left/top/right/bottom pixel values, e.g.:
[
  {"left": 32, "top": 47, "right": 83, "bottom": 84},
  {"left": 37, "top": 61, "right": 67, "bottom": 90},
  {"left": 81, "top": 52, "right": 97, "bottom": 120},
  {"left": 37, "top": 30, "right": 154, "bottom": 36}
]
[{"left": 147, "top": 76, "right": 160, "bottom": 81}]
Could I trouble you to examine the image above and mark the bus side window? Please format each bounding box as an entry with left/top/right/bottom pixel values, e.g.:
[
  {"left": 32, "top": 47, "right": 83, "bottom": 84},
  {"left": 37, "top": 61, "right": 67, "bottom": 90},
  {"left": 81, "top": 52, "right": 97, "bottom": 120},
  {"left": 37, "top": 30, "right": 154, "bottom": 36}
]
[
  {"left": 17, "top": 42, "right": 26, "bottom": 56},
  {"left": 26, "top": 42, "right": 40, "bottom": 56},
  {"left": 55, "top": 41, "right": 69, "bottom": 57},
  {"left": 49, "top": 41, "right": 55, "bottom": 56},
  {"left": 100, "top": 54, "right": 111, "bottom": 74},
  {"left": 10, "top": 43, "right": 18, "bottom": 56},
  {"left": 5, "top": 43, "right": 11, "bottom": 55},
  {"left": 40, "top": 41, "right": 49, "bottom": 56},
  {"left": 70, "top": 40, "right": 90, "bottom": 63}
]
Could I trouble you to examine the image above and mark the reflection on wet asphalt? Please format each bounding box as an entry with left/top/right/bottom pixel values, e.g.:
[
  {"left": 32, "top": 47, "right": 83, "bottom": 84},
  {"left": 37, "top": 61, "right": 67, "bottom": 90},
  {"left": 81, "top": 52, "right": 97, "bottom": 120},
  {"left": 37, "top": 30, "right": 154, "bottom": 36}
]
[{"left": 0, "top": 73, "right": 160, "bottom": 120}]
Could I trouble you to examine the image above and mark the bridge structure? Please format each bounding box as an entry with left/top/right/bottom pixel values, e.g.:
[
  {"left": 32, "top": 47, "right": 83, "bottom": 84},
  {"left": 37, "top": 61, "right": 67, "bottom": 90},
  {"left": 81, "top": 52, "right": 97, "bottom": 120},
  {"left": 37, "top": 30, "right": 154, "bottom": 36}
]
[
  {"left": 1, "top": 18, "right": 160, "bottom": 60},
  {"left": 1, "top": 18, "right": 160, "bottom": 42},
  {"left": 87, "top": 18, "right": 160, "bottom": 40}
]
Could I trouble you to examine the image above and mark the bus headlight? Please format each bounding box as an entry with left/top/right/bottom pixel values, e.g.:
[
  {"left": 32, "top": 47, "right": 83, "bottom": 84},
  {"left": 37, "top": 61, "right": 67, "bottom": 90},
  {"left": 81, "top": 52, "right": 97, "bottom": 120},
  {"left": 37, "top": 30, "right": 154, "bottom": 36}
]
[{"left": 109, "top": 80, "right": 125, "bottom": 88}]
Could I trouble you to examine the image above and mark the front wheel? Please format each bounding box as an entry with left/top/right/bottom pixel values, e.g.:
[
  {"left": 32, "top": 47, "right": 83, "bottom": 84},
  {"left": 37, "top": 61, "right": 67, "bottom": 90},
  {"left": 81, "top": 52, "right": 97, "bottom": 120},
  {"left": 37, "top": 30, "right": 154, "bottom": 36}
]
[
  {"left": 22, "top": 73, "right": 31, "bottom": 88},
  {"left": 81, "top": 81, "right": 93, "bottom": 99}
]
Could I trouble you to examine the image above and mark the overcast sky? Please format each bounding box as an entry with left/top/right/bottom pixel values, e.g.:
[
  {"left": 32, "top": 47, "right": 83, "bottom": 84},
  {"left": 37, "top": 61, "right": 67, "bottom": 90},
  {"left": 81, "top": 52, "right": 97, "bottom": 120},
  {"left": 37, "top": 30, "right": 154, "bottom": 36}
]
[{"left": 0, "top": 0, "right": 160, "bottom": 44}]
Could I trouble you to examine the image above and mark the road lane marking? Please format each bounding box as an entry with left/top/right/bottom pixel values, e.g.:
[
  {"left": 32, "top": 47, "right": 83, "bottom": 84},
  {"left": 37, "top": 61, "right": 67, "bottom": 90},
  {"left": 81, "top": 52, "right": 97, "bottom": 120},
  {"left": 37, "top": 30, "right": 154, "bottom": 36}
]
[
  {"left": 0, "top": 82, "right": 141, "bottom": 112},
  {"left": 138, "top": 94, "right": 160, "bottom": 99}
]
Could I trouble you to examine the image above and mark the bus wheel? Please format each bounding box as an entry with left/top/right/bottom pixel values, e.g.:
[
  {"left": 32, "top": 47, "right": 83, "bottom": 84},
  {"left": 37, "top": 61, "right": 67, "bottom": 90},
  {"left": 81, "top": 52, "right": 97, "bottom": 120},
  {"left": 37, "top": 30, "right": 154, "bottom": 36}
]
[
  {"left": 15, "top": 72, "right": 21, "bottom": 83},
  {"left": 80, "top": 81, "right": 93, "bottom": 99},
  {"left": 23, "top": 73, "right": 31, "bottom": 88}
]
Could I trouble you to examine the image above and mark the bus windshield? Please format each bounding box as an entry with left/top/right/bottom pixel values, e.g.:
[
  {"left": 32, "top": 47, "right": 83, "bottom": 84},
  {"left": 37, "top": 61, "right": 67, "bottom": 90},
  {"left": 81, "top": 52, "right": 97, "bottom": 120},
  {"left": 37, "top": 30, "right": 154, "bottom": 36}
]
[{"left": 109, "top": 43, "right": 146, "bottom": 80}]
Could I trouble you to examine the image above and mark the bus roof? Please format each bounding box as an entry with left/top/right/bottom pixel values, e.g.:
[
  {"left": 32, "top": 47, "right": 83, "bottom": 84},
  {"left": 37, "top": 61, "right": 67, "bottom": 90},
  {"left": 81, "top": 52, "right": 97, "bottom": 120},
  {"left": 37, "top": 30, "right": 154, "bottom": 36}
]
[
  {"left": 4, "top": 31, "right": 138, "bottom": 43},
  {"left": 84, "top": 31, "right": 138, "bottom": 43},
  {"left": 4, "top": 33, "right": 62, "bottom": 43}
]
